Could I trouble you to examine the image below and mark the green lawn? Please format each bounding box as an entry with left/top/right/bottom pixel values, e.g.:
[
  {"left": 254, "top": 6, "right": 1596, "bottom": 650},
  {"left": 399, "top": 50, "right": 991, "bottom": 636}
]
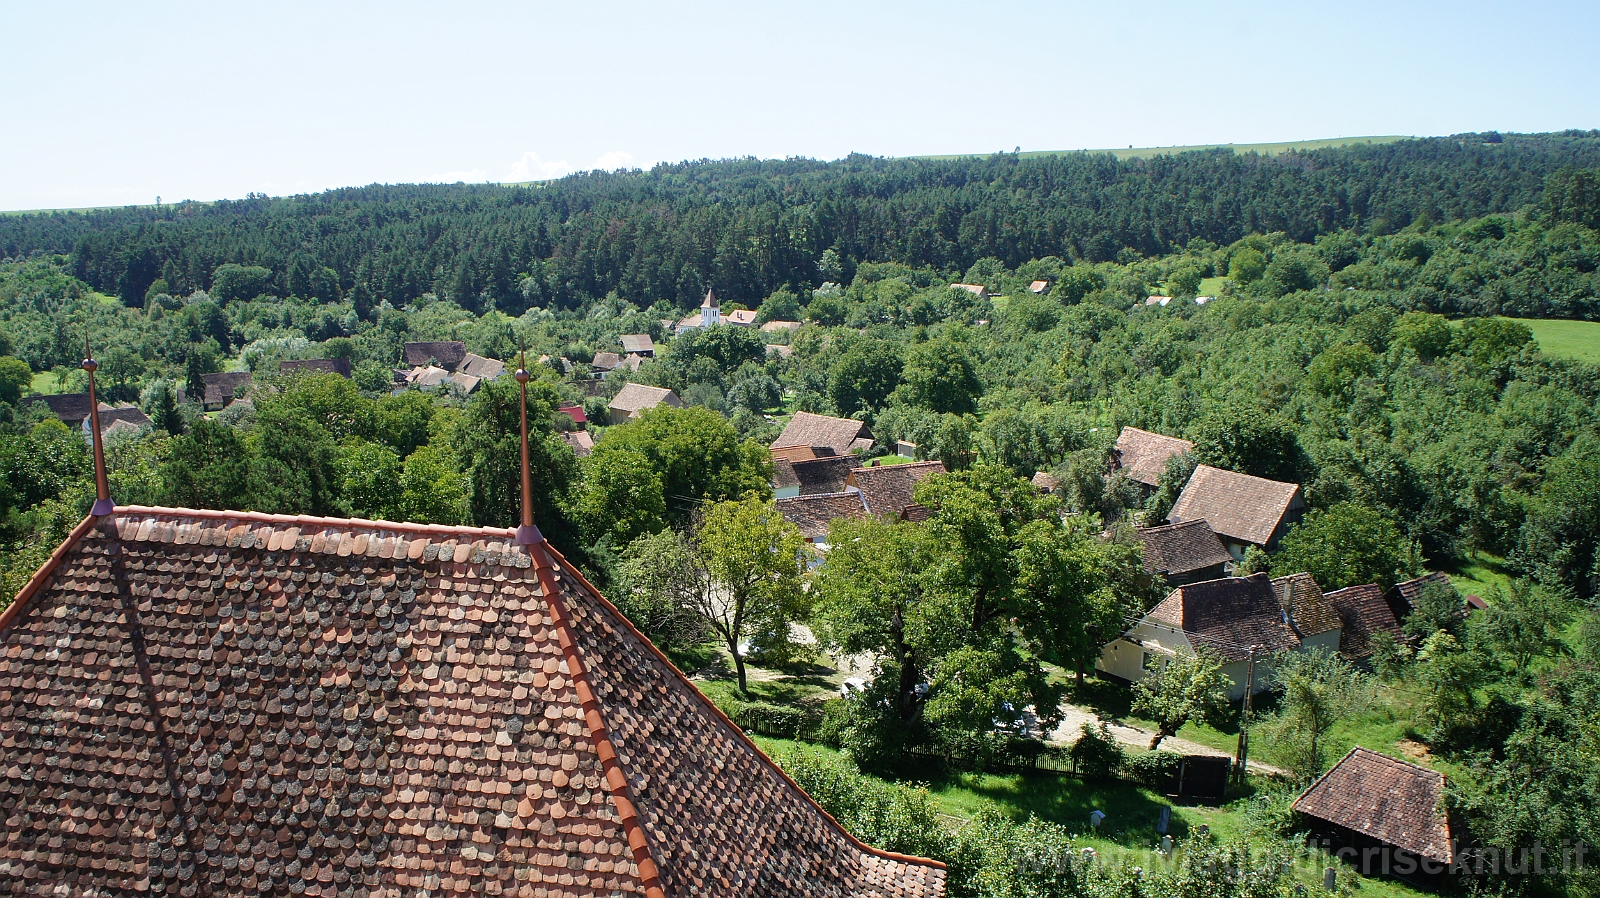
[
  {"left": 1197, "top": 276, "right": 1229, "bottom": 297},
  {"left": 1441, "top": 552, "right": 1513, "bottom": 599},
  {"left": 1508, "top": 316, "right": 1600, "bottom": 364}
]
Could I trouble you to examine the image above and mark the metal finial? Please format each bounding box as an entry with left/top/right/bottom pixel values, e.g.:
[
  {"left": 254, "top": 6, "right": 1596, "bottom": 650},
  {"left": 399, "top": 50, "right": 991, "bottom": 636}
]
[
  {"left": 82, "top": 335, "right": 115, "bottom": 516},
  {"left": 513, "top": 345, "right": 540, "bottom": 546}
]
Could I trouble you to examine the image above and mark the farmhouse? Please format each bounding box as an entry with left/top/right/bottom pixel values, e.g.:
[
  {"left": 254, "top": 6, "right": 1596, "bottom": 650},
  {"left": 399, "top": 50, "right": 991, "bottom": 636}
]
[
  {"left": 776, "top": 492, "right": 871, "bottom": 550},
  {"left": 82, "top": 405, "right": 152, "bottom": 441},
  {"left": 607, "top": 383, "right": 682, "bottom": 424},
  {"left": 1130, "top": 519, "right": 1233, "bottom": 585},
  {"left": 1110, "top": 426, "right": 1193, "bottom": 489},
  {"left": 1167, "top": 465, "right": 1305, "bottom": 557},
  {"left": 1292, "top": 748, "right": 1454, "bottom": 882},
  {"left": 0, "top": 357, "right": 948, "bottom": 898},
  {"left": 771, "top": 411, "right": 873, "bottom": 456},
  {"left": 19, "top": 392, "right": 112, "bottom": 428},
  {"left": 619, "top": 334, "right": 655, "bottom": 357},
  {"left": 773, "top": 453, "right": 864, "bottom": 499},
  {"left": 399, "top": 341, "right": 503, "bottom": 393},
  {"left": 1098, "top": 572, "right": 1340, "bottom": 699},
  {"left": 1324, "top": 583, "right": 1404, "bottom": 664},
  {"left": 845, "top": 461, "right": 947, "bottom": 518},
  {"left": 201, "top": 370, "right": 254, "bottom": 410}
]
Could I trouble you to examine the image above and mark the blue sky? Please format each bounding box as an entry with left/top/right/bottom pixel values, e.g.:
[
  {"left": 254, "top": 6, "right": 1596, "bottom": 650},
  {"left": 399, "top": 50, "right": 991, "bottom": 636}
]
[{"left": 2, "top": 0, "right": 1597, "bottom": 211}]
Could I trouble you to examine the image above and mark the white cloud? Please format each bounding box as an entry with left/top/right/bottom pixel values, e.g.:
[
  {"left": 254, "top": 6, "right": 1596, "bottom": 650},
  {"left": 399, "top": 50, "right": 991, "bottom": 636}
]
[
  {"left": 592, "top": 151, "right": 636, "bottom": 171},
  {"left": 506, "top": 151, "right": 572, "bottom": 182},
  {"left": 431, "top": 168, "right": 492, "bottom": 183}
]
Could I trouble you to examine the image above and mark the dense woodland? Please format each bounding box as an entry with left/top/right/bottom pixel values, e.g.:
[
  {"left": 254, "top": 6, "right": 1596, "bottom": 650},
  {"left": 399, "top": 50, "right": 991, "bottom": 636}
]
[{"left": 3, "top": 135, "right": 1600, "bottom": 896}]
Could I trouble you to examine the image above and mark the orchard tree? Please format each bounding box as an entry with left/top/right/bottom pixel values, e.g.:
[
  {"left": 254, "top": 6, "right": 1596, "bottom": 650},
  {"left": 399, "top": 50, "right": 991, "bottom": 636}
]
[
  {"left": 1130, "top": 649, "right": 1232, "bottom": 750},
  {"left": 589, "top": 406, "right": 771, "bottom": 524},
  {"left": 1263, "top": 650, "right": 1373, "bottom": 779},
  {"left": 694, "top": 497, "right": 810, "bottom": 693},
  {"left": 569, "top": 448, "right": 667, "bottom": 546},
  {"left": 1273, "top": 502, "right": 1421, "bottom": 591}
]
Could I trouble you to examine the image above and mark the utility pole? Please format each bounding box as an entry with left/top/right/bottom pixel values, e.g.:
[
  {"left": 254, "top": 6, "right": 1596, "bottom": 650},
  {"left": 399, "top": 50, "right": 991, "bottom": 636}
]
[{"left": 1235, "top": 645, "right": 1258, "bottom": 783}]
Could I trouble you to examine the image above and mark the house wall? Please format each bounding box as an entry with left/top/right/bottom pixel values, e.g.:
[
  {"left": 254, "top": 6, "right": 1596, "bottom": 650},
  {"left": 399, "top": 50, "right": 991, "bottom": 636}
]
[
  {"left": 775, "top": 485, "right": 800, "bottom": 499},
  {"left": 1168, "top": 563, "right": 1228, "bottom": 586},
  {"left": 1300, "top": 629, "right": 1342, "bottom": 655},
  {"left": 1097, "top": 616, "right": 1278, "bottom": 700}
]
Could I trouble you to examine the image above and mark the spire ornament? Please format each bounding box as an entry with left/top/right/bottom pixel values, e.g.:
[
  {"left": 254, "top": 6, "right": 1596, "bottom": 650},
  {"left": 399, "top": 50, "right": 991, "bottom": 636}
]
[
  {"left": 513, "top": 348, "right": 542, "bottom": 546},
  {"left": 82, "top": 337, "right": 115, "bottom": 516}
]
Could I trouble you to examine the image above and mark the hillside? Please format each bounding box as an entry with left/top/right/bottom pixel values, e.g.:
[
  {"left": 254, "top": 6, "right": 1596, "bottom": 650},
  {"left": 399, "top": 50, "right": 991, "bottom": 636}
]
[{"left": 920, "top": 134, "right": 1411, "bottom": 162}]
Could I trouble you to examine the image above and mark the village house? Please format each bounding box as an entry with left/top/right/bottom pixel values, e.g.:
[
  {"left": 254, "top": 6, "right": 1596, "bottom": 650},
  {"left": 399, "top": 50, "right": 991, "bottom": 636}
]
[
  {"left": 1384, "top": 571, "right": 1454, "bottom": 621},
  {"left": 1028, "top": 279, "right": 1051, "bottom": 294},
  {"left": 776, "top": 492, "right": 871, "bottom": 552},
  {"left": 770, "top": 411, "right": 873, "bottom": 456},
  {"left": 562, "top": 429, "right": 595, "bottom": 457},
  {"left": 1110, "top": 426, "right": 1193, "bottom": 490},
  {"left": 1097, "top": 572, "right": 1340, "bottom": 699},
  {"left": 760, "top": 319, "right": 802, "bottom": 334},
  {"left": 771, "top": 446, "right": 863, "bottom": 499},
  {"left": 607, "top": 382, "right": 682, "bottom": 425},
  {"left": 1323, "top": 583, "right": 1404, "bottom": 665},
  {"left": 399, "top": 340, "right": 503, "bottom": 394},
  {"left": 81, "top": 405, "right": 151, "bottom": 442},
  {"left": 1167, "top": 465, "right": 1306, "bottom": 558},
  {"left": 844, "top": 461, "right": 947, "bottom": 518},
  {"left": 1292, "top": 748, "right": 1454, "bottom": 883},
  {"left": 619, "top": 333, "right": 655, "bottom": 357},
  {"left": 949, "top": 283, "right": 989, "bottom": 298},
  {"left": 200, "top": 370, "right": 253, "bottom": 410},
  {"left": 1130, "top": 519, "right": 1233, "bottom": 586},
  {"left": 19, "top": 392, "right": 113, "bottom": 428}
]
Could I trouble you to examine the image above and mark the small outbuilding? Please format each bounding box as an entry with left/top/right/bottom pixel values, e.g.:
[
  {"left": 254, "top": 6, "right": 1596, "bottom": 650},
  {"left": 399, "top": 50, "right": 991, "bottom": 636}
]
[{"left": 1292, "top": 747, "right": 1454, "bottom": 883}]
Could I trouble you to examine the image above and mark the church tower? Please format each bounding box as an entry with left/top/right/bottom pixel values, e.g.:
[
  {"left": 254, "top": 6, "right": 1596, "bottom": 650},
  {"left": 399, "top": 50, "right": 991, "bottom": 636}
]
[{"left": 701, "top": 287, "right": 720, "bottom": 327}]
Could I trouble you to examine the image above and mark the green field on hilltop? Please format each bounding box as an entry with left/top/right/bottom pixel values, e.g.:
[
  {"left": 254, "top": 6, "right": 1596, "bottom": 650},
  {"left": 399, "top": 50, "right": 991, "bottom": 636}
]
[
  {"left": 921, "top": 135, "right": 1410, "bottom": 162},
  {"left": 1513, "top": 316, "right": 1600, "bottom": 363}
]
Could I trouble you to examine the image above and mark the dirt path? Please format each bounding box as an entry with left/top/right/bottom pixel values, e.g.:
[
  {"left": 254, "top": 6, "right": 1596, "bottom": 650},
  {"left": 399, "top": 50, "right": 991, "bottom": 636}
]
[{"left": 1049, "top": 703, "right": 1287, "bottom": 777}]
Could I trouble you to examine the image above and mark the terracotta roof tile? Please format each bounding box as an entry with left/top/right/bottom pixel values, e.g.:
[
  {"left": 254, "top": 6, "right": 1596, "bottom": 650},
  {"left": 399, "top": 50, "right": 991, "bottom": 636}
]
[
  {"left": 1169, "top": 465, "right": 1303, "bottom": 548},
  {"left": 0, "top": 506, "right": 944, "bottom": 896},
  {"left": 1292, "top": 747, "right": 1452, "bottom": 864},
  {"left": 847, "top": 462, "right": 946, "bottom": 517},
  {"left": 1324, "top": 584, "right": 1401, "bottom": 659},
  {"left": 619, "top": 335, "right": 654, "bottom": 355},
  {"left": 201, "top": 371, "right": 254, "bottom": 406},
  {"left": 608, "top": 384, "right": 681, "bottom": 415},
  {"left": 457, "top": 354, "right": 505, "bottom": 381},
  {"left": 590, "top": 352, "right": 624, "bottom": 371},
  {"left": 771, "top": 412, "right": 870, "bottom": 455},
  {"left": 1386, "top": 572, "right": 1453, "bottom": 618},
  {"left": 404, "top": 341, "right": 469, "bottom": 371},
  {"left": 1272, "top": 572, "right": 1341, "bottom": 637},
  {"left": 88, "top": 405, "right": 152, "bottom": 436},
  {"left": 776, "top": 493, "right": 869, "bottom": 540},
  {"left": 790, "top": 456, "right": 865, "bottom": 495},
  {"left": 1132, "top": 521, "right": 1232, "bottom": 577},
  {"left": 1145, "top": 573, "right": 1299, "bottom": 661},
  {"left": 1111, "top": 427, "right": 1193, "bottom": 487}
]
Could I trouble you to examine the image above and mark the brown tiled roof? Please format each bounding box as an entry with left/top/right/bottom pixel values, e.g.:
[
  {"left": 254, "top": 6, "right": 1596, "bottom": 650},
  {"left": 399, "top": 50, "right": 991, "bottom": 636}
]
[
  {"left": 1028, "top": 280, "right": 1051, "bottom": 294},
  {"left": 458, "top": 353, "right": 505, "bottom": 380},
  {"left": 201, "top": 370, "right": 254, "bottom": 406},
  {"left": 619, "top": 335, "right": 654, "bottom": 355},
  {"left": 1292, "top": 748, "right": 1453, "bottom": 864},
  {"left": 1272, "top": 572, "right": 1340, "bottom": 638},
  {"left": 590, "top": 352, "right": 624, "bottom": 371},
  {"left": 406, "top": 364, "right": 451, "bottom": 388},
  {"left": 774, "top": 458, "right": 800, "bottom": 490},
  {"left": 88, "top": 405, "right": 152, "bottom": 435},
  {"left": 792, "top": 455, "right": 865, "bottom": 495},
  {"left": 1133, "top": 520, "right": 1233, "bottom": 577},
  {"left": 0, "top": 506, "right": 946, "bottom": 896},
  {"left": 725, "top": 310, "right": 758, "bottom": 327},
  {"left": 771, "top": 445, "right": 833, "bottom": 463},
  {"left": 771, "top": 412, "right": 870, "bottom": 455},
  {"left": 766, "top": 344, "right": 795, "bottom": 360},
  {"left": 563, "top": 430, "right": 595, "bottom": 458},
  {"left": 1111, "top": 426, "right": 1194, "bottom": 487},
  {"left": 1145, "top": 573, "right": 1300, "bottom": 661},
  {"left": 900, "top": 504, "right": 932, "bottom": 523},
  {"left": 1030, "top": 472, "right": 1059, "bottom": 492},
  {"left": 279, "top": 357, "right": 353, "bottom": 378},
  {"left": 1388, "top": 572, "right": 1453, "bottom": 612},
  {"left": 1324, "top": 584, "right": 1401, "bottom": 659},
  {"left": 20, "top": 392, "right": 103, "bottom": 425},
  {"left": 608, "top": 384, "right": 680, "bottom": 415},
  {"left": 847, "top": 462, "right": 947, "bottom": 517},
  {"left": 404, "top": 340, "right": 468, "bottom": 370},
  {"left": 1169, "top": 465, "right": 1303, "bottom": 547},
  {"left": 776, "top": 493, "right": 869, "bottom": 540}
]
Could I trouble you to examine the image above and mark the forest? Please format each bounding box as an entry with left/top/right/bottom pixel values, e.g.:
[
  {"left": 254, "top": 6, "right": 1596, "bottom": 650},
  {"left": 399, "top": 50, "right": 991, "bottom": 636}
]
[{"left": 3, "top": 134, "right": 1600, "bottom": 897}]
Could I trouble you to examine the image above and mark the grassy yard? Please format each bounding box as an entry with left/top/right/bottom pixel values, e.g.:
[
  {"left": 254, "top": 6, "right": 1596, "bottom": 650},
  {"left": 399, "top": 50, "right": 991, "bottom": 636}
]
[
  {"left": 1197, "top": 276, "right": 1229, "bottom": 297},
  {"left": 1441, "top": 552, "right": 1513, "bottom": 599},
  {"left": 1510, "top": 316, "right": 1600, "bottom": 364}
]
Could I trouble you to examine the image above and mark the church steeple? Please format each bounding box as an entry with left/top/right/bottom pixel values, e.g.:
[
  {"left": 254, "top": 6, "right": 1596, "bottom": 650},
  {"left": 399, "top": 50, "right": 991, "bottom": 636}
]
[
  {"left": 700, "top": 288, "right": 719, "bottom": 327},
  {"left": 82, "top": 338, "right": 115, "bottom": 516}
]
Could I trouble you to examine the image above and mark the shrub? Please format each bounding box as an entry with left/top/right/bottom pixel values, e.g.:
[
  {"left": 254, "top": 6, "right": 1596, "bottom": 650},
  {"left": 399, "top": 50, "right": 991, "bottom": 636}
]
[
  {"left": 1122, "top": 751, "right": 1183, "bottom": 791},
  {"left": 1066, "top": 723, "right": 1124, "bottom": 780},
  {"left": 774, "top": 748, "right": 941, "bottom": 859}
]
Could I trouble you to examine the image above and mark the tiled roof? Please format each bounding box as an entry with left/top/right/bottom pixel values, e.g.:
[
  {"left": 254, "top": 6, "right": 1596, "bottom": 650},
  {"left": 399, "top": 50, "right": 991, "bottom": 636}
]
[
  {"left": 771, "top": 412, "right": 870, "bottom": 456},
  {"left": 1272, "top": 572, "right": 1340, "bottom": 638},
  {"left": 590, "top": 353, "right": 624, "bottom": 372},
  {"left": 1111, "top": 427, "right": 1193, "bottom": 488},
  {"left": 563, "top": 430, "right": 595, "bottom": 458},
  {"left": 776, "top": 493, "right": 869, "bottom": 540},
  {"left": 458, "top": 354, "right": 505, "bottom": 381},
  {"left": 608, "top": 384, "right": 680, "bottom": 415},
  {"left": 280, "top": 358, "right": 353, "bottom": 378},
  {"left": 1387, "top": 572, "right": 1453, "bottom": 613},
  {"left": 1028, "top": 280, "right": 1051, "bottom": 294},
  {"left": 791, "top": 456, "right": 864, "bottom": 496},
  {"left": 0, "top": 506, "right": 946, "bottom": 896},
  {"left": 406, "top": 365, "right": 451, "bottom": 388},
  {"left": 21, "top": 392, "right": 105, "bottom": 425},
  {"left": 1292, "top": 748, "right": 1452, "bottom": 864},
  {"left": 771, "top": 445, "right": 831, "bottom": 463},
  {"left": 1324, "top": 584, "right": 1401, "bottom": 659},
  {"left": 949, "top": 284, "right": 987, "bottom": 297},
  {"left": 557, "top": 404, "right": 588, "bottom": 425},
  {"left": 1145, "top": 573, "right": 1300, "bottom": 661},
  {"left": 765, "top": 344, "right": 795, "bottom": 360},
  {"left": 619, "top": 335, "right": 654, "bottom": 355},
  {"left": 87, "top": 405, "right": 152, "bottom": 436},
  {"left": 724, "top": 310, "right": 758, "bottom": 327},
  {"left": 404, "top": 341, "right": 468, "bottom": 371},
  {"left": 847, "top": 462, "right": 946, "bottom": 517},
  {"left": 1030, "top": 472, "right": 1059, "bottom": 493},
  {"left": 1169, "top": 465, "right": 1303, "bottom": 547},
  {"left": 1133, "top": 521, "right": 1232, "bottom": 577},
  {"left": 202, "top": 371, "right": 254, "bottom": 406}
]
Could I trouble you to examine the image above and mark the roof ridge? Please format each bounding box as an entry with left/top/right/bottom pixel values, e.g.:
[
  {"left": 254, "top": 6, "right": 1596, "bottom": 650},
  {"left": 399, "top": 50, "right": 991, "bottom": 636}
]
[
  {"left": 113, "top": 504, "right": 520, "bottom": 541},
  {"left": 531, "top": 544, "right": 666, "bottom": 898},
  {"left": 540, "top": 541, "right": 948, "bottom": 874},
  {"left": 0, "top": 514, "right": 98, "bottom": 639}
]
